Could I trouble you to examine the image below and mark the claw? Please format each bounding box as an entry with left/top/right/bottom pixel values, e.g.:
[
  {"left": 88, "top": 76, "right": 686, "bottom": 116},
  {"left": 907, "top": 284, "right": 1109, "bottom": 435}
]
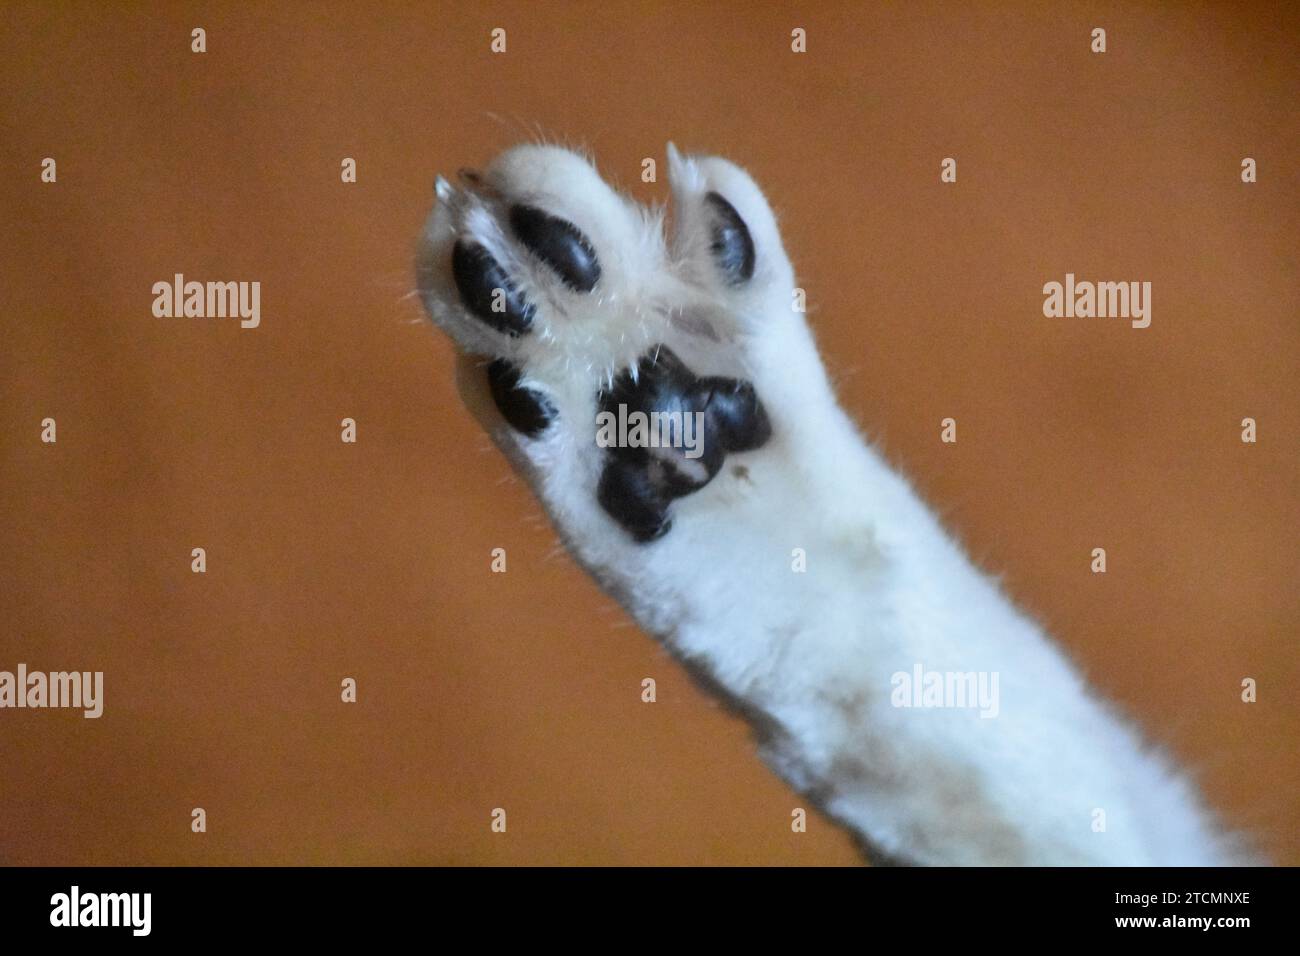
[
  {"left": 665, "top": 140, "right": 700, "bottom": 193},
  {"left": 455, "top": 166, "right": 503, "bottom": 201}
]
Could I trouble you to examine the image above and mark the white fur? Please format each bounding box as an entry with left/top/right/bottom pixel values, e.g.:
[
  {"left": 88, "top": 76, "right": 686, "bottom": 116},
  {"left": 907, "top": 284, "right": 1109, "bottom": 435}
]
[{"left": 417, "top": 144, "right": 1243, "bottom": 865}]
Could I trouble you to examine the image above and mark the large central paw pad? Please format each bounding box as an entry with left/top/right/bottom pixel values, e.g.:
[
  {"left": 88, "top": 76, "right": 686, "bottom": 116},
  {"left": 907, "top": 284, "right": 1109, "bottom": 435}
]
[
  {"left": 418, "top": 144, "right": 786, "bottom": 545},
  {"left": 596, "top": 346, "right": 770, "bottom": 542}
]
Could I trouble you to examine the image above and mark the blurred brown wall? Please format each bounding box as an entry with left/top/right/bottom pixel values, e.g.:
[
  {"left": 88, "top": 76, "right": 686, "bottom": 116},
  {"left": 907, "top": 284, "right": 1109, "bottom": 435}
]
[{"left": 0, "top": 1, "right": 1295, "bottom": 865}]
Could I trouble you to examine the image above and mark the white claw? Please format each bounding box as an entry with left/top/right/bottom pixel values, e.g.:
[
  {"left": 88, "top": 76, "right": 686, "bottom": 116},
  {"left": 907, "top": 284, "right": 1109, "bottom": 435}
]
[{"left": 665, "top": 140, "right": 701, "bottom": 195}]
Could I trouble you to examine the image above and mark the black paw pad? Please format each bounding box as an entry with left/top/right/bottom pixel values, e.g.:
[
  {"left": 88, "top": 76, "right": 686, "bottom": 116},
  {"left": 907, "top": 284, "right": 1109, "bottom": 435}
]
[
  {"left": 705, "top": 192, "right": 755, "bottom": 284},
  {"left": 597, "top": 457, "right": 672, "bottom": 543},
  {"left": 689, "top": 377, "right": 771, "bottom": 452},
  {"left": 487, "top": 360, "right": 555, "bottom": 437},
  {"left": 452, "top": 240, "right": 534, "bottom": 337},
  {"left": 596, "top": 345, "right": 770, "bottom": 542},
  {"left": 509, "top": 205, "right": 602, "bottom": 292}
]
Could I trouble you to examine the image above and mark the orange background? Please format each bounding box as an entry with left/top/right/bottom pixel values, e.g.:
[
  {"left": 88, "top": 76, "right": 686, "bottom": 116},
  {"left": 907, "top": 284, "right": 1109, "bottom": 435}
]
[{"left": 0, "top": 1, "right": 1295, "bottom": 865}]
